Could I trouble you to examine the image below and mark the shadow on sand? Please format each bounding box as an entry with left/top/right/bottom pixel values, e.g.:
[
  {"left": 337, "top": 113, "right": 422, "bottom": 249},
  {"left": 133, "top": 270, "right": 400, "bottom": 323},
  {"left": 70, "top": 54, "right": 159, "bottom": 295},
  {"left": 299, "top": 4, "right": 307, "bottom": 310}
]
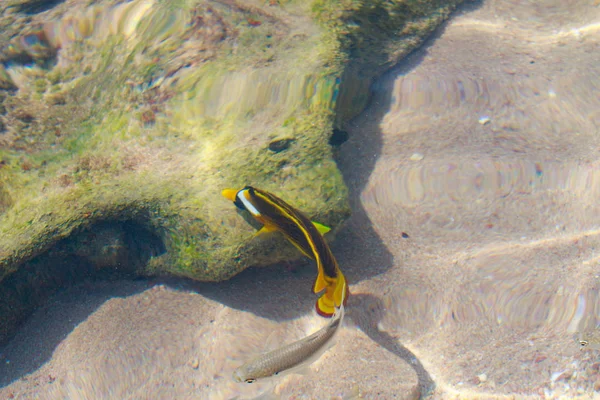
[
  {"left": 347, "top": 293, "right": 436, "bottom": 398},
  {"left": 0, "top": 279, "right": 153, "bottom": 387}
]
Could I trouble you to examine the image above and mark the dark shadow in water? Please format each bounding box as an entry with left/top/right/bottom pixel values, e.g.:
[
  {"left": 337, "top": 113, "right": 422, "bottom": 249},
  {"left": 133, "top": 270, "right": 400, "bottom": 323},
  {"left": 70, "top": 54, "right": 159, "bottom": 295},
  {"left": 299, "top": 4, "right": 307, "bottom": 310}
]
[
  {"left": 0, "top": 276, "right": 436, "bottom": 396},
  {"left": 171, "top": 260, "right": 320, "bottom": 322},
  {"left": 329, "top": 1, "right": 487, "bottom": 287},
  {"left": 0, "top": 257, "right": 320, "bottom": 389},
  {"left": 455, "top": 0, "right": 484, "bottom": 16},
  {"left": 329, "top": 2, "right": 484, "bottom": 398},
  {"left": 12, "top": 0, "right": 66, "bottom": 15},
  {"left": 347, "top": 293, "right": 435, "bottom": 398},
  {"left": 0, "top": 219, "right": 166, "bottom": 379},
  {"left": 0, "top": 279, "right": 153, "bottom": 388}
]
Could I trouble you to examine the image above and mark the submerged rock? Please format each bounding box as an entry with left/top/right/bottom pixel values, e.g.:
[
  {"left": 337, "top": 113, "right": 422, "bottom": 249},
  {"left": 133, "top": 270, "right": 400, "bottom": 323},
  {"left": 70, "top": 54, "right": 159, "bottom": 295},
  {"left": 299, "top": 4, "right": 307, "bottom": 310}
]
[{"left": 0, "top": 0, "right": 465, "bottom": 344}]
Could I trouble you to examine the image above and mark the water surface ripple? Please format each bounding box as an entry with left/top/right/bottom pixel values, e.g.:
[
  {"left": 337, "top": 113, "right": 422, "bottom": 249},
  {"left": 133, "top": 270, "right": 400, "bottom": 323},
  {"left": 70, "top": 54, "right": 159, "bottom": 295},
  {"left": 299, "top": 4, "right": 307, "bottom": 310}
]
[{"left": 340, "top": 0, "right": 600, "bottom": 397}]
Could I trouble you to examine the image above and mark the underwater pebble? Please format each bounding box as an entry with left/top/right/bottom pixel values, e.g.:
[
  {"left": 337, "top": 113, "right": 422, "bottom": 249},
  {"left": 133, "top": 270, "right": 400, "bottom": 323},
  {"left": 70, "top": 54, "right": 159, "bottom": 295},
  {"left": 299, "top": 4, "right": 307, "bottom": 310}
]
[
  {"left": 268, "top": 138, "right": 295, "bottom": 153},
  {"left": 477, "top": 373, "right": 487, "bottom": 383},
  {"left": 478, "top": 116, "right": 490, "bottom": 125},
  {"left": 534, "top": 354, "right": 547, "bottom": 363},
  {"left": 409, "top": 152, "right": 424, "bottom": 161},
  {"left": 552, "top": 369, "right": 573, "bottom": 382}
]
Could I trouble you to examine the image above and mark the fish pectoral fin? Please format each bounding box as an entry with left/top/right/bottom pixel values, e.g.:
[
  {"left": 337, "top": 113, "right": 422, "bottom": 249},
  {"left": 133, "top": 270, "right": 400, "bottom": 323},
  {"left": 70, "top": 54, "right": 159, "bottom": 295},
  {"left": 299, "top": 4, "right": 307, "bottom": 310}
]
[
  {"left": 312, "top": 221, "right": 331, "bottom": 235},
  {"left": 312, "top": 269, "right": 328, "bottom": 293},
  {"left": 255, "top": 225, "right": 277, "bottom": 237}
]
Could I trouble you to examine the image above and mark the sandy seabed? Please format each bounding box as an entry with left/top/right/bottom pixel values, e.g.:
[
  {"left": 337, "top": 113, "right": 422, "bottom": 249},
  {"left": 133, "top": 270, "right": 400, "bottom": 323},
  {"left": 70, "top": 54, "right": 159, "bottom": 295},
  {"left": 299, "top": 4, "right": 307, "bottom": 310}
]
[{"left": 3, "top": 0, "right": 600, "bottom": 398}]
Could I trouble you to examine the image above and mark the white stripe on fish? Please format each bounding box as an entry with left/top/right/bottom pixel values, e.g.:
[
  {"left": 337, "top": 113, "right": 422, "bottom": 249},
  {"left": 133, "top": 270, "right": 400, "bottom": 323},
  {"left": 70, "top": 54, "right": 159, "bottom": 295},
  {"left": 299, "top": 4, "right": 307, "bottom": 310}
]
[{"left": 237, "top": 189, "right": 261, "bottom": 217}]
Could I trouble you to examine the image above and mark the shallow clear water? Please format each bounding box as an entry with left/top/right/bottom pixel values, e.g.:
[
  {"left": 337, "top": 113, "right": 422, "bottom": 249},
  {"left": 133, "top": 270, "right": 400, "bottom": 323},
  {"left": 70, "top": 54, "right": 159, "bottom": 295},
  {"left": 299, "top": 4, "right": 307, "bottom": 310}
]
[{"left": 2, "top": 0, "right": 600, "bottom": 399}]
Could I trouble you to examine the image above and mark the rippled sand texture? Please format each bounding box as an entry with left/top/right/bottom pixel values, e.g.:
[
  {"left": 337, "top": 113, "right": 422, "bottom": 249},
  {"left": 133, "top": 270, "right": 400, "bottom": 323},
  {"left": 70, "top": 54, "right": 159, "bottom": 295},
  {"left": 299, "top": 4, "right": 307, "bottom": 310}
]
[
  {"left": 338, "top": 0, "right": 600, "bottom": 397},
  {"left": 3, "top": 1, "right": 600, "bottom": 399}
]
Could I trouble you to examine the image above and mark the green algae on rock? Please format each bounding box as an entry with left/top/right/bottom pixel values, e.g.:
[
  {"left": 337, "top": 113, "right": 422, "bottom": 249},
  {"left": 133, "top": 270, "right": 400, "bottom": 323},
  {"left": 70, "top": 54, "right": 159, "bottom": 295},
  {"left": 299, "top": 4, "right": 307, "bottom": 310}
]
[
  {"left": 0, "top": 0, "right": 350, "bottom": 284},
  {"left": 0, "top": 0, "right": 464, "bottom": 343},
  {"left": 311, "top": 0, "right": 468, "bottom": 126}
]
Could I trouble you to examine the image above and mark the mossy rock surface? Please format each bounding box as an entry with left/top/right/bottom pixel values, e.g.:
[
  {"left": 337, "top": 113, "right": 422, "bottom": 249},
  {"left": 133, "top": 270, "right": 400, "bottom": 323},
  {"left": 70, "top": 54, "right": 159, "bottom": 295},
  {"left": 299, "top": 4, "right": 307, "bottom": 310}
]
[{"left": 0, "top": 0, "right": 465, "bottom": 343}]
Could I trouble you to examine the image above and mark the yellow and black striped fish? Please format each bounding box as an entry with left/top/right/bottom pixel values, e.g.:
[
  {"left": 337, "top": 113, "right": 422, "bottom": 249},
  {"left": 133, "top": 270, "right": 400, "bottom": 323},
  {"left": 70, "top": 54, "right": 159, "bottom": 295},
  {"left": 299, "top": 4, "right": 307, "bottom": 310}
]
[{"left": 222, "top": 186, "right": 349, "bottom": 317}]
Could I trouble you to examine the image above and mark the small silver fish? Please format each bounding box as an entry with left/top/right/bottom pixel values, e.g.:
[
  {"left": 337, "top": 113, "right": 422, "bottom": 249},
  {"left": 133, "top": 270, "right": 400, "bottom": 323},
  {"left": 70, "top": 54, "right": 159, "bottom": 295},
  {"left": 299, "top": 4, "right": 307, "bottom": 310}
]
[{"left": 233, "top": 304, "right": 345, "bottom": 383}]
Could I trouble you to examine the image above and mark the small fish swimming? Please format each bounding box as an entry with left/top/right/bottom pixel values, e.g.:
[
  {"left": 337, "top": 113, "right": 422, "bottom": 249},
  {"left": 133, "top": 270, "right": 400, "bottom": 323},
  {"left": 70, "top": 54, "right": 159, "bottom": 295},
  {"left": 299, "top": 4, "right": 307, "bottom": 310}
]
[
  {"left": 233, "top": 302, "right": 345, "bottom": 383},
  {"left": 222, "top": 186, "right": 349, "bottom": 317}
]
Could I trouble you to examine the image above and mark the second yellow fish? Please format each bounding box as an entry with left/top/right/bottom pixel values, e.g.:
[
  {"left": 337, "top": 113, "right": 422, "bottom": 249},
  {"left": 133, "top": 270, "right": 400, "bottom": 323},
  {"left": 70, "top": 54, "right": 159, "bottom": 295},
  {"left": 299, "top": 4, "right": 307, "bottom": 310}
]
[{"left": 222, "top": 186, "right": 348, "bottom": 317}]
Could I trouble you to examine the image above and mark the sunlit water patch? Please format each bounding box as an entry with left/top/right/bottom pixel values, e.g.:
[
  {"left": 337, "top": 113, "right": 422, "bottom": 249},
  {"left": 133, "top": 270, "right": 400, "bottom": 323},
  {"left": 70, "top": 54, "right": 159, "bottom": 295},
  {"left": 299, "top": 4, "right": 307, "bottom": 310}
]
[
  {"left": 481, "top": 0, "right": 600, "bottom": 32},
  {"left": 362, "top": 158, "right": 600, "bottom": 243},
  {"left": 445, "top": 232, "right": 600, "bottom": 332},
  {"left": 375, "top": 21, "right": 600, "bottom": 161}
]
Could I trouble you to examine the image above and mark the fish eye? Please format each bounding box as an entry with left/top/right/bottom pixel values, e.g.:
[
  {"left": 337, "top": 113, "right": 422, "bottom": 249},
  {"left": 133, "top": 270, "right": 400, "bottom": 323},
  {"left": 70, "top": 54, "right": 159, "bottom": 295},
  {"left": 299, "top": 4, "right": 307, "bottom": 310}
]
[
  {"left": 245, "top": 378, "right": 255, "bottom": 384},
  {"left": 580, "top": 340, "right": 589, "bottom": 347}
]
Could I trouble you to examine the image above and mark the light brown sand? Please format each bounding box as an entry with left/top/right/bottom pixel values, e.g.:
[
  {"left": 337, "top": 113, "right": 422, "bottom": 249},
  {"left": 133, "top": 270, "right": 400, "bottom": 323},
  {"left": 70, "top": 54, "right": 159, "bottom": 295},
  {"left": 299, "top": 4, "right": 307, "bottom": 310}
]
[{"left": 3, "top": 0, "right": 600, "bottom": 398}]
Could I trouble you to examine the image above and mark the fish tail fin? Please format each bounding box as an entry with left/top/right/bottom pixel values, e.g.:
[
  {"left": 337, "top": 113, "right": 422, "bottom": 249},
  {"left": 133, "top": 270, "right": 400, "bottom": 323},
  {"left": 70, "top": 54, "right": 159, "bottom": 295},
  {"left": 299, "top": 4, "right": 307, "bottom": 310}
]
[
  {"left": 315, "top": 272, "right": 349, "bottom": 318},
  {"left": 315, "top": 296, "right": 335, "bottom": 318},
  {"left": 222, "top": 189, "right": 238, "bottom": 201}
]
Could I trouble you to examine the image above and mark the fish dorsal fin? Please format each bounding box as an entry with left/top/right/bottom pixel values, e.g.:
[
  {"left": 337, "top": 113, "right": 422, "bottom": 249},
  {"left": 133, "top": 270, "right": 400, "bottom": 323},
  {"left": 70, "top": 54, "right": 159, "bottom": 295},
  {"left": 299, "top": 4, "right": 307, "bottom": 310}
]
[{"left": 312, "top": 221, "right": 331, "bottom": 235}]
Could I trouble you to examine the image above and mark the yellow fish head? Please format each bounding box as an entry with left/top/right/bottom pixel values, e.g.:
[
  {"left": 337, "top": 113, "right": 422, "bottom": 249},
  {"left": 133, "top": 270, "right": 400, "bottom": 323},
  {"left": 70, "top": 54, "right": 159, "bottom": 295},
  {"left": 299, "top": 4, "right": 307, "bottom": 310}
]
[{"left": 222, "top": 188, "right": 239, "bottom": 202}]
